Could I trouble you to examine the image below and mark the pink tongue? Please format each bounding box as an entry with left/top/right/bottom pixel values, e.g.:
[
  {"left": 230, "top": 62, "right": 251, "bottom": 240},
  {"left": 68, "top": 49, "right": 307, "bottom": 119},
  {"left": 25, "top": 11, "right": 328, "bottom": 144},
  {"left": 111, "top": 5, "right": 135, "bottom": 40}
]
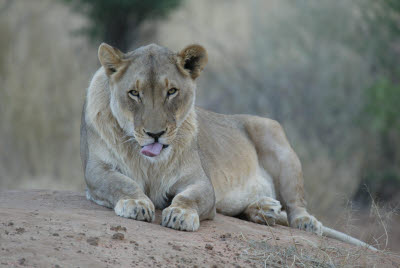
[{"left": 140, "top": 142, "right": 163, "bottom": 157}]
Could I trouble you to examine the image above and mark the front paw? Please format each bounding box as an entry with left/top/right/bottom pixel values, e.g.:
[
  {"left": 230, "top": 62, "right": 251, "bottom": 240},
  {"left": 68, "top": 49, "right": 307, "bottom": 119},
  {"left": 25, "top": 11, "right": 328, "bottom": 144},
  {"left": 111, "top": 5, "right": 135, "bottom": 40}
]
[
  {"left": 290, "top": 213, "right": 322, "bottom": 236},
  {"left": 161, "top": 206, "right": 200, "bottom": 231},
  {"left": 114, "top": 198, "right": 155, "bottom": 222}
]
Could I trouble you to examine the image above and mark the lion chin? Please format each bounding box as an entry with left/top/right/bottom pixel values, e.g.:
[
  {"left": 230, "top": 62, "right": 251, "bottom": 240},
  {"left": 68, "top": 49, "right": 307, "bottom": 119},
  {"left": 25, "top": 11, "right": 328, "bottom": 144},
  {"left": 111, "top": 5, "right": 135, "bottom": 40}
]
[{"left": 80, "top": 42, "right": 376, "bottom": 250}]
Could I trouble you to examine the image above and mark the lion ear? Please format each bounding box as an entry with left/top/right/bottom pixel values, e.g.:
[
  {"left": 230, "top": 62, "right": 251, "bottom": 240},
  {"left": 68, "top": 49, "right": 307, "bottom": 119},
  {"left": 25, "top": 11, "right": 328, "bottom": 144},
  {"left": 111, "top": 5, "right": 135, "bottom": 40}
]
[
  {"left": 98, "top": 43, "right": 125, "bottom": 76},
  {"left": 177, "top": 44, "right": 208, "bottom": 79}
]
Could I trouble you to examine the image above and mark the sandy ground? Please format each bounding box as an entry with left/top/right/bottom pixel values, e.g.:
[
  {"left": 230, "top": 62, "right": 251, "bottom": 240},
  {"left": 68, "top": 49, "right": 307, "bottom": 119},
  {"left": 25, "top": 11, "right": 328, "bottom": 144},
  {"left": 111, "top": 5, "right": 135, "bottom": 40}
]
[{"left": 0, "top": 190, "right": 399, "bottom": 268}]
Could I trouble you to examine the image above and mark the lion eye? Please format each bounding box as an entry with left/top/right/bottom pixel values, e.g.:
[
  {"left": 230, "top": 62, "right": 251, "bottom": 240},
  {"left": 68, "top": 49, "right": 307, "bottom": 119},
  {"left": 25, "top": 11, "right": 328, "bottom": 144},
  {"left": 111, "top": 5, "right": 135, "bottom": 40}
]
[
  {"left": 167, "top": 88, "right": 178, "bottom": 96},
  {"left": 128, "top": 90, "right": 140, "bottom": 99}
]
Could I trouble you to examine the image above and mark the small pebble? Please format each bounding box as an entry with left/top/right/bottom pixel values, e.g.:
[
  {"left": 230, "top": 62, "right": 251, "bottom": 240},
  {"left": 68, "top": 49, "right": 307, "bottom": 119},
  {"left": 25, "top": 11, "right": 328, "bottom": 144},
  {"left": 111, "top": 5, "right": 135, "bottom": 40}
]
[
  {"left": 112, "top": 233, "right": 124, "bottom": 240},
  {"left": 110, "top": 225, "right": 127, "bottom": 232},
  {"left": 18, "top": 258, "right": 25, "bottom": 265},
  {"left": 87, "top": 237, "right": 99, "bottom": 246},
  {"left": 16, "top": 228, "right": 25, "bottom": 234}
]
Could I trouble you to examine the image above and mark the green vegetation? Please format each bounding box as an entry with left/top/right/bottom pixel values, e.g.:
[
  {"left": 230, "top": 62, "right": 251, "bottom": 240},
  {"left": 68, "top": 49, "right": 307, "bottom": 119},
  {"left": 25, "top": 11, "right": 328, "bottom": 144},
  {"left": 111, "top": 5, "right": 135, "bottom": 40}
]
[
  {"left": 358, "top": 77, "right": 400, "bottom": 203},
  {"left": 356, "top": 0, "right": 400, "bottom": 204},
  {"left": 366, "top": 78, "right": 400, "bottom": 134}
]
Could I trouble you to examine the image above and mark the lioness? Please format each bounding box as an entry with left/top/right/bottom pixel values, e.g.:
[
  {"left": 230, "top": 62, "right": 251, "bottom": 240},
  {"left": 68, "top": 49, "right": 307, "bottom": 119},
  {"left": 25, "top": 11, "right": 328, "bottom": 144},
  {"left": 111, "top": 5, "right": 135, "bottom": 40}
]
[{"left": 81, "top": 43, "right": 375, "bottom": 250}]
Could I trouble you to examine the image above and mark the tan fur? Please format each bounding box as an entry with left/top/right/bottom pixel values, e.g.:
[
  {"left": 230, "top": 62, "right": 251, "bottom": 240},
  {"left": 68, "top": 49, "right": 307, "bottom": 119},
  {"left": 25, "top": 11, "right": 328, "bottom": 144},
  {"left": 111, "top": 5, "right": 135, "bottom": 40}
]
[{"left": 80, "top": 43, "right": 376, "bottom": 250}]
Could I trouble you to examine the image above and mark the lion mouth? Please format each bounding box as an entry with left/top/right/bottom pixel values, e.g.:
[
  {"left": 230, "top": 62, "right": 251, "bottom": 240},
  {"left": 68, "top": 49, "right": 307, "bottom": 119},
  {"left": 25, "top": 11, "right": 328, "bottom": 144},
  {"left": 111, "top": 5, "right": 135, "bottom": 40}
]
[{"left": 140, "top": 142, "right": 169, "bottom": 157}]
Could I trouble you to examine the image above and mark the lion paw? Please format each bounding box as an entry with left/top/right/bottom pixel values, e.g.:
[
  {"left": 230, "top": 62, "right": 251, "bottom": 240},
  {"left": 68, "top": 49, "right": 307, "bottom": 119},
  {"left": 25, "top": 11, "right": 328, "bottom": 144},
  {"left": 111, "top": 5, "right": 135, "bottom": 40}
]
[
  {"left": 291, "top": 214, "right": 322, "bottom": 235},
  {"left": 245, "top": 197, "right": 283, "bottom": 226},
  {"left": 114, "top": 198, "right": 155, "bottom": 222},
  {"left": 161, "top": 207, "right": 200, "bottom": 231}
]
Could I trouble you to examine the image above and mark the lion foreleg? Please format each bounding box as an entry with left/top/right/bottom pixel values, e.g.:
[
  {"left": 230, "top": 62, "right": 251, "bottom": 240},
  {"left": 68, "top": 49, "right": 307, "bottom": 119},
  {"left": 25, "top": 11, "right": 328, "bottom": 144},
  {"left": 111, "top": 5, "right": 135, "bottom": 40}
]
[
  {"left": 162, "top": 179, "right": 215, "bottom": 231},
  {"left": 85, "top": 159, "right": 155, "bottom": 222}
]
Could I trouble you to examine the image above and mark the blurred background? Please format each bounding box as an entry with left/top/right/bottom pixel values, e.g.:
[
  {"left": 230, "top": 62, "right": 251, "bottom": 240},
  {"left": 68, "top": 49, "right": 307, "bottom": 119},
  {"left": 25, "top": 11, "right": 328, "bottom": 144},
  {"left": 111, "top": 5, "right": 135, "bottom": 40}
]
[{"left": 0, "top": 0, "right": 399, "bottom": 251}]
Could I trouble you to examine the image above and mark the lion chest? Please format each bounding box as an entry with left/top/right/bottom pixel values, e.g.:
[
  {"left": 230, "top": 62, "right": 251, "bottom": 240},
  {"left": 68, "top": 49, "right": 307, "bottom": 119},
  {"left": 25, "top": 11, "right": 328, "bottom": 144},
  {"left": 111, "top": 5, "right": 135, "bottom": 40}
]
[{"left": 127, "top": 163, "right": 181, "bottom": 210}]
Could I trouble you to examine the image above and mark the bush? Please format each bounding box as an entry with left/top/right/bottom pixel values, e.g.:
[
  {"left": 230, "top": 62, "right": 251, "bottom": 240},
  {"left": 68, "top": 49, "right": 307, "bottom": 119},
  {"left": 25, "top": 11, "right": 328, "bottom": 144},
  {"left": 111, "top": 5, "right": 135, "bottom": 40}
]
[{"left": 62, "top": 0, "right": 182, "bottom": 50}]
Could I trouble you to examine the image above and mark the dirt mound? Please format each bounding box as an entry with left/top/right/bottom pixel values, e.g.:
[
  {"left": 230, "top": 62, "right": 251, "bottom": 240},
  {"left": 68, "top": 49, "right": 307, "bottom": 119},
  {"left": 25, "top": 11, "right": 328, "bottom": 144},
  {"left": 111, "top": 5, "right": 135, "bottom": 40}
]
[{"left": 0, "top": 190, "right": 398, "bottom": 267}]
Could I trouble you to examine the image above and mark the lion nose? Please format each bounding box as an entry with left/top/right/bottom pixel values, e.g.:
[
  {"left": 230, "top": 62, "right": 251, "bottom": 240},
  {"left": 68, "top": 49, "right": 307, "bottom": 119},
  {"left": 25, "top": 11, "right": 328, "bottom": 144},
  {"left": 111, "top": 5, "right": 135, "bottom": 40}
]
[{"left": 145, "top": 130, "right": 166, "bottom": 141}]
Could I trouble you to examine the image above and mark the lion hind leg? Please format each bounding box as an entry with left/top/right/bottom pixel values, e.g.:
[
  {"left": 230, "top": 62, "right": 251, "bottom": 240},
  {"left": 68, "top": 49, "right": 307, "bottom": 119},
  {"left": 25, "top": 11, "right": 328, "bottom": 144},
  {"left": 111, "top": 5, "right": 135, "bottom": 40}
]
[
  {"left": 244, "top": 118, "right": 312, "bottom": 228},
  {"left": 290, "top": 213, "right": 323, "bottom": 235},
  {"left": 244, "top": 197, "right": 289, "bottom": 226}
]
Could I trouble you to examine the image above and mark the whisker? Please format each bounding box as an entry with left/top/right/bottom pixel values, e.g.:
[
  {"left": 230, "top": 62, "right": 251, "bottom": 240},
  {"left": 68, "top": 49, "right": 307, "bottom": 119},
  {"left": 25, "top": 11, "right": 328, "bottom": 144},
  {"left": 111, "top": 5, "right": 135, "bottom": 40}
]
[{"left": 122, "top": 137, "right": 136, "bottom": 144}]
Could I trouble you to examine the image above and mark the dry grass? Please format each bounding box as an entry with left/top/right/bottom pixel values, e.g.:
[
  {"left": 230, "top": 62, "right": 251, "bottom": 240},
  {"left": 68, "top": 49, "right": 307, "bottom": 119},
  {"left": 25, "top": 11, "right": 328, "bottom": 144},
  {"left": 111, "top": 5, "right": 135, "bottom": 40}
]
[
  {"left": 238, "top": 235, "right": 399, "bottom": 268},
  {"left": 327, "top": 189, "right": 400, "bottom": 252},
  {"left": 238, "top": 203, "right": 400, "bottom": 267},
  {"left": 0, "top": 0, "right": 97, "bottom": 190},
  {"left": 243, "top": 190, "right": 400, "bottom": 267}
]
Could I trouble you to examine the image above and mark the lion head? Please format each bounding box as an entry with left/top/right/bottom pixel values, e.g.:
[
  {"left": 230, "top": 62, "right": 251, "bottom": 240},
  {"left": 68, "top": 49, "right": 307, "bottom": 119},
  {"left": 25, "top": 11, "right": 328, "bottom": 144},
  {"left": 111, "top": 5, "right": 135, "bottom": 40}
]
[{"left": 97, "top": 43, "right": 207, "bottom": 158}]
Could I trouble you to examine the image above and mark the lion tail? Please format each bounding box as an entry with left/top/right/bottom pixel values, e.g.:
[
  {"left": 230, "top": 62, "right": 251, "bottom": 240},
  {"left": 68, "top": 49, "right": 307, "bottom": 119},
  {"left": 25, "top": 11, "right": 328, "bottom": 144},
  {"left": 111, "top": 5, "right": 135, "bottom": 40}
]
[
  {"left": 276, "top": 211, "right": 377, "bottom": 251},
  {"left": 322, "top": 226, "right": 377, "bottom": 251}
]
